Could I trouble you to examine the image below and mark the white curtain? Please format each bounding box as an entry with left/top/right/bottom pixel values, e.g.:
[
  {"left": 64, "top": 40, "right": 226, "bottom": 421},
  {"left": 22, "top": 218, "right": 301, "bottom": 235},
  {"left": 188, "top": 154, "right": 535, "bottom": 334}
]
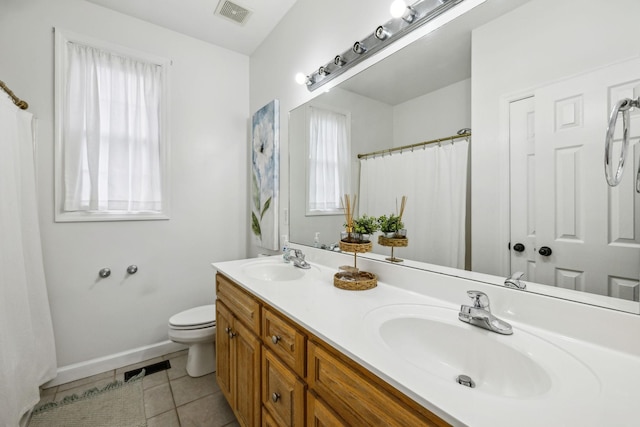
[
  {"left": 0, "top": 94, "right": 57, "bottom": 426},
  {"left": 359, "top": 139, "right": 469, "bottom": 268},
  {"left": 308, "top": 106, "right": 350, "bottom": 212},
  {"left": 64, "top": 42, "right": 162, "bottom": 212}
]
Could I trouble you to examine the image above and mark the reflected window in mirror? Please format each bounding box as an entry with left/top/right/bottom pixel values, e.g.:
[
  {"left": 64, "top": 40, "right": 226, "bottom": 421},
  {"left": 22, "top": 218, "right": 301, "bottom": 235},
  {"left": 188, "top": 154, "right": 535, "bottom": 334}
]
[{"left": 306, "top": 106, "right": 351, "bottom": 216}]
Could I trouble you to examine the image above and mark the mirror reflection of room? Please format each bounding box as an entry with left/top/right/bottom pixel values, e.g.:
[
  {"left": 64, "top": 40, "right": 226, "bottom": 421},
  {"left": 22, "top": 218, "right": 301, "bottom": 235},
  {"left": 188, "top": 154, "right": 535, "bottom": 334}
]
[{"left": 289, "top": 0, "right": 640, "bottom": 309}]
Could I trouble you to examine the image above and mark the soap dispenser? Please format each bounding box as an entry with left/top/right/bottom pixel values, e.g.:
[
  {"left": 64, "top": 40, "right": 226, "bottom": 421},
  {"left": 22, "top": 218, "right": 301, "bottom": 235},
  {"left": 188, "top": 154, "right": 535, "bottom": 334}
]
[{"left": 282, "top": 235, "right": 291, "bottom": 263}]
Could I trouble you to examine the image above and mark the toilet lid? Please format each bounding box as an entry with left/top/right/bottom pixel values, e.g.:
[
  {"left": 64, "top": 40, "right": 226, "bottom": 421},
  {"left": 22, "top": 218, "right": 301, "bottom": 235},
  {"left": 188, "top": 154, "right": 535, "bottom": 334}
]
[{"left": 169, "top": 304, "right": 216, "bottom": 328}]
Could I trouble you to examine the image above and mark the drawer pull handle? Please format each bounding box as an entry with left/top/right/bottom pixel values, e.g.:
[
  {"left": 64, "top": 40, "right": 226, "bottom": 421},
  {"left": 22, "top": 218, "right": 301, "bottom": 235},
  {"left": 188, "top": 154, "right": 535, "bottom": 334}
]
[
  {"left": 271, "top": 335, "right": 281, "bottom": 344},
  {"left": 271, "top": 392, "right": 280, "bottom": 403}
]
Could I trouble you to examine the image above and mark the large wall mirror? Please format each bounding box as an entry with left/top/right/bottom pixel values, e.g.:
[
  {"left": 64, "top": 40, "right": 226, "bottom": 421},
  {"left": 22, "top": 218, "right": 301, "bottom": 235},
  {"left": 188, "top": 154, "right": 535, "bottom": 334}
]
[{"left": 289, "top": 0, "right": 640, "bottom": 314}]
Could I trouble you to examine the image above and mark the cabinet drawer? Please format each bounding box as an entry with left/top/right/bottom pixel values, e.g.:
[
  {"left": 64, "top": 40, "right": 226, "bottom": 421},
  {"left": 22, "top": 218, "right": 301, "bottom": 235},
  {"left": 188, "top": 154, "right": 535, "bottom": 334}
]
[
  {"left": 262, "top": 308, "right": 306, "bottom": 378},
  {"left": 217, "top": 273, "right": 261, "bottom": 334},
  {"left": 306, "top": 390, "right": 347, "bottom": 427},
  {"left": 262, "top": 348, "right": 305, "bottom": 427},
  {"left": 262, "top": 407, "right": 280, "bottom": 427},
  {"left": 308, "top": 341, "right": 448, "bottom": 427}
]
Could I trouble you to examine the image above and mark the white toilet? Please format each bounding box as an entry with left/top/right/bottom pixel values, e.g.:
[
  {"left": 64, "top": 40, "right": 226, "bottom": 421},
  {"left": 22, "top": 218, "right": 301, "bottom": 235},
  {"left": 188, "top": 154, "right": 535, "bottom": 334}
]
[{"left": 168, "top": 304, "right": 216, "bottom": 377}]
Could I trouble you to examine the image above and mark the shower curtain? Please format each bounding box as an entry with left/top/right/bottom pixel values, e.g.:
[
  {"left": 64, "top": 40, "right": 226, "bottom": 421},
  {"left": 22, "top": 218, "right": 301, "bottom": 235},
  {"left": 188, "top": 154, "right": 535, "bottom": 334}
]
[
  {"left": 0, "top": 94, "right": 56, "bottom": 426},
  {"left": 359, "top": 139, "right": 469, "bottom": 269}
]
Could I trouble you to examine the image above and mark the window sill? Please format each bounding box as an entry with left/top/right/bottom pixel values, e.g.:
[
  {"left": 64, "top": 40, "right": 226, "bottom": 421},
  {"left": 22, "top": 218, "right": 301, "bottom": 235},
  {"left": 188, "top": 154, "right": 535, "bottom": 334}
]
[{"left": 54, "top": 211, "right": 170, "bottom": 223}]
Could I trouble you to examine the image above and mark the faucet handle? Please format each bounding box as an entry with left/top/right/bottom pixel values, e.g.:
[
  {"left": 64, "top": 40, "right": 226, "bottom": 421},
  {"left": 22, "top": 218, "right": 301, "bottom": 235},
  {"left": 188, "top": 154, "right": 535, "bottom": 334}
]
[
  {"left": 466, "top": 290, "right": 490, "bottom": 310},
  {"left": 509, "top": 271, "right": 525, "bottom": 280}
]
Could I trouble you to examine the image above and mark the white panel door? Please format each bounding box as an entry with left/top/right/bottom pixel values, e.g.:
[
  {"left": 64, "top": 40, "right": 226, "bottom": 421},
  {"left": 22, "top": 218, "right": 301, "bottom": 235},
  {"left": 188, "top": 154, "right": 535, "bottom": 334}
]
[{"left": 511, "top": 58, "right": 640, "bottom": 301}]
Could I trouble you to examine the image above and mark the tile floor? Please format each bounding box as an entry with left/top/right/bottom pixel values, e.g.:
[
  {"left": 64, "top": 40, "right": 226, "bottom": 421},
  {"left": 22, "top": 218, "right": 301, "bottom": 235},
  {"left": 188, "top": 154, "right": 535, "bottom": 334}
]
[{"left": 36, "top": 349, "right": 239, "bottom": 427}]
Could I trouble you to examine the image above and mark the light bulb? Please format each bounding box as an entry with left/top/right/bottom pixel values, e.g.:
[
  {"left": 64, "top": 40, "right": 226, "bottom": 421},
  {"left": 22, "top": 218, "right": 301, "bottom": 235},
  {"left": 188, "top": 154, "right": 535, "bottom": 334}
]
[
  {"left": 390, "top": 0, "right": 407, "bottom": 18},
  {"left": 295, "top": 72, "right": 306, "bottom": 85}
]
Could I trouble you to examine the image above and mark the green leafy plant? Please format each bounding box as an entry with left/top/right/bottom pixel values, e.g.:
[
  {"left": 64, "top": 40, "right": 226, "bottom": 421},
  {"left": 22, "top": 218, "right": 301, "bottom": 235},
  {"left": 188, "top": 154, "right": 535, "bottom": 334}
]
[
  {"left": 377, "top": 214, "right": 404, "bottom": 233},
  {"left": 251, "top": 171, "right": 271, "bottom": 239},
  {"left": 352, "top": 214, "right": 379, "bottom": 235}
]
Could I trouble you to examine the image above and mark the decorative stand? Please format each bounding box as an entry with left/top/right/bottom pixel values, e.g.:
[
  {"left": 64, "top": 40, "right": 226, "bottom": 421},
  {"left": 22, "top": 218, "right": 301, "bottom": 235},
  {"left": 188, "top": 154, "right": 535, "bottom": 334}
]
[
  {"left": 334, "top": 240, "right": 377, "bottom": 291},
  {"left": 378, "top": 235, "right": 409, "bottom": 263}
]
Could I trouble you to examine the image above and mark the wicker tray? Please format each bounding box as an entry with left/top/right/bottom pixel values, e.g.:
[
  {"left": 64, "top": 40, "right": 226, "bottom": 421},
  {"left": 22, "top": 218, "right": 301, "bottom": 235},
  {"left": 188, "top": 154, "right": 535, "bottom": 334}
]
[
  {"left": 339, "top": 240, "right": 373, "bottom": 253},
  {"left": 333, "top": 271, "right": 377, "bottom": 291},
  {"left": 378, "top": 236, "right": 409, "bottom": 247}
]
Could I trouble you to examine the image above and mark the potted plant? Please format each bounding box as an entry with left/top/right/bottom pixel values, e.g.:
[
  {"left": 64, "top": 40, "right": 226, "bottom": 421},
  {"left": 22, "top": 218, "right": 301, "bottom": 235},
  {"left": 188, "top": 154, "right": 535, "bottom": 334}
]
[
  {"left": 351, "top": 214, "right": 379, "bottom": 242},
  {"left": 378, "top": 214, "right": 405, "bottom": 238}
]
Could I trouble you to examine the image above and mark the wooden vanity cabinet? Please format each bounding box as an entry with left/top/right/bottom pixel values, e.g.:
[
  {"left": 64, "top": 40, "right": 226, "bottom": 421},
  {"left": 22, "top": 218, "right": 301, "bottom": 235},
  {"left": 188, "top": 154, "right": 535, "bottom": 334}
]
[
  {"left": 216, "top": 275, "right": 262, "bottom": 427},
  {"left": 215, "top": 273, "right": 449, "bottom": 427},
  {"left": 262, "top": 347, "right": 305, "bottom": 426},
  {"left": 307, "top": 342, "right": 447, "bottom": 427},
  {"left": 306, "top": 390, "right": 347, "bottom": 426}
]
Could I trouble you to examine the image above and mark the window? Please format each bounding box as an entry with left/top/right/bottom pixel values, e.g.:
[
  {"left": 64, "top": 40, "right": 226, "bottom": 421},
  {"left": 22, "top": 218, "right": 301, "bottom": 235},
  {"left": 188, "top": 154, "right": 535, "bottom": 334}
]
[
  {"left": 54, "top": 29, "right": 170, "bottom": 222},
  {"left": 306, "top": 106, "right": 351, "bottom": 215}
]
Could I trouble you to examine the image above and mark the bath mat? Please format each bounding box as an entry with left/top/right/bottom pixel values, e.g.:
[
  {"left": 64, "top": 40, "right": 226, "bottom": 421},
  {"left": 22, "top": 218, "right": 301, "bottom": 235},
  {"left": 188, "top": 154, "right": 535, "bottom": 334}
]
[{"left": 28, "top": 370, "right": 146, "bottom": 427}]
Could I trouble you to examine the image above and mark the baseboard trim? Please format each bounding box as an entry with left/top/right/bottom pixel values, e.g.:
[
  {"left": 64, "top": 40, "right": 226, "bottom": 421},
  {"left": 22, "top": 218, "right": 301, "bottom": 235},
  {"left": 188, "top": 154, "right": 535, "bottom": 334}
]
[{"left": 44, "top": 340, "right": 187, "bottom": 387}]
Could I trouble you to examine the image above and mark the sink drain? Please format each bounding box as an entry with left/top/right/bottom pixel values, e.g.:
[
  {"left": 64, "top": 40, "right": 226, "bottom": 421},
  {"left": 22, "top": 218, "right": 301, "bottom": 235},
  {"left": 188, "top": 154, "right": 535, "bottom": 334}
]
[{"left": 456, "top": 374, "right": 475, "bottom": 388}]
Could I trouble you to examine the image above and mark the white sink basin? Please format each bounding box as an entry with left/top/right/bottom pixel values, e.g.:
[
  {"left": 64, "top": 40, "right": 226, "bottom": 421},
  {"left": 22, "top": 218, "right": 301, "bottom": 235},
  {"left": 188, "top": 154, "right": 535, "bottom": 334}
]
[
  {"left": 242, "top": 259, "right": 318, "bottom": 282},
  {"left": 364, "top": 304, "right": 600, "bottom": 399}
]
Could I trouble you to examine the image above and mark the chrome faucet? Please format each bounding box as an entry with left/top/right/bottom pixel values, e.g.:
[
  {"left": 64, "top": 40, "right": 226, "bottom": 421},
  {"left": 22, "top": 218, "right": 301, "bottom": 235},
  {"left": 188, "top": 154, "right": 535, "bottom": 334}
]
[
  {"left": 289, "top": 249, "right": 311, "bottom": 269},
  {"left": 458, "top": 290, "right": 513, "bottom": 335},
  {"left": 504, "top": 271, "right": 526, "bottom": 290}
]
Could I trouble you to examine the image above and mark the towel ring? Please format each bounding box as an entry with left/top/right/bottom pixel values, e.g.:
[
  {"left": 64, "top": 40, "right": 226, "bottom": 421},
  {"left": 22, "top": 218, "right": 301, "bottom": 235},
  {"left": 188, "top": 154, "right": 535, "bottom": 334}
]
[{"left": 604, "top": 97, "right": 640, "bottom": 191}]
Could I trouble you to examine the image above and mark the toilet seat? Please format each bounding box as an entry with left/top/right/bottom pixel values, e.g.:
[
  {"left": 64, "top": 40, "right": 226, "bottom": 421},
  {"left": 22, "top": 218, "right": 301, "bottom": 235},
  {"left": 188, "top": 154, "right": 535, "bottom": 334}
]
[{"left": 169, "top": 304, "right": 216, "bottom": 330}]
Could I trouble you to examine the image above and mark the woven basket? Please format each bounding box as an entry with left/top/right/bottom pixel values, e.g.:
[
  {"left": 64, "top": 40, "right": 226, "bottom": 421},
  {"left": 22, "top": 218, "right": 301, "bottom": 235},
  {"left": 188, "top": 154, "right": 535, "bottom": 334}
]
[
  {"left": 333, "top": 271, "right": 377, "bottom": 291},
  {"left": 378, "top": 236, "right": 409, "bottom": 247},
  {"left": 339, "top": 240, "right": 373, "bottom": 253}
]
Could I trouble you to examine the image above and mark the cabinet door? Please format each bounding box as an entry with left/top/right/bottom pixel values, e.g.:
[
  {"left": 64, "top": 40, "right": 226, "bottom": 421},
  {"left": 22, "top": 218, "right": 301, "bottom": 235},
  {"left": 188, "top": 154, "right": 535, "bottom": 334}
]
[
  {"left": 234, "top": 318, "right": 262, "bottom": 427},
  {"left": 308, "top": 341, "right": 447, "bottom": 427},
  {"left": 262, "top": 348, "right": 305, "bottom": 427},
  {"left": 216, "top": 301, "right": 233, "bottom": 403},
  {"left": 307, "top": 390, "right": 347, "bottom": 427}
]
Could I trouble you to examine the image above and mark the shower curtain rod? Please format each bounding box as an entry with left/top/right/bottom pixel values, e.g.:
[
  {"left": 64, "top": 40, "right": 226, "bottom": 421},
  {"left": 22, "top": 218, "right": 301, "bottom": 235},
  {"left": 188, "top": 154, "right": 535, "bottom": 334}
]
[
  {"left": 357, "top": 131, "right": 471, "bottom": 159},
  {"left": 0, "top": 80, "right": 28, "bottom": 110}
]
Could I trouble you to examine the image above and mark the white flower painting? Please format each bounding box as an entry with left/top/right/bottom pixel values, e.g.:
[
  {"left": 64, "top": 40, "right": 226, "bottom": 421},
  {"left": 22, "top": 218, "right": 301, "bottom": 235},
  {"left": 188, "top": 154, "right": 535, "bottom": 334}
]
[{"left": 251, "top": 100, "right": 279, "bottom": 250}]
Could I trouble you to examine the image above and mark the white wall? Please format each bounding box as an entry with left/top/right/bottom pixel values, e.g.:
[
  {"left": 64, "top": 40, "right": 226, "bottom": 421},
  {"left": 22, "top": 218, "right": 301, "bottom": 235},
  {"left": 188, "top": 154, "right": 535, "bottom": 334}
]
[
  {"left": 0, "top": 0, "right": 249, "bottom": 372},
  {"left": 471, "top": 0, "right": 640, "bottom": 276},
  {"left": 249, "top": 0, "right": 393, "bottom": 256},
  {"left": 393, "top": 78, "right": 471, "bottom": 147}
]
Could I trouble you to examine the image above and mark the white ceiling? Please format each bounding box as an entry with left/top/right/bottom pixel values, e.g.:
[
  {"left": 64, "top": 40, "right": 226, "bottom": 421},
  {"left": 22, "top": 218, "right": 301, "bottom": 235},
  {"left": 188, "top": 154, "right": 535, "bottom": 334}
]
[{"left": 85, "top": 0, "right": 299, "bottom": 55}]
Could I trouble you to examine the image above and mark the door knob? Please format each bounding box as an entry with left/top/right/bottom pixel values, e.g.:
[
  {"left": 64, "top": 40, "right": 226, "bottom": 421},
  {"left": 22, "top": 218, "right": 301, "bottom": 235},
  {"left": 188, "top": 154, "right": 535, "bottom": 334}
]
[
  {"left": 538, "top": 246, "right": 553, "bottom": 256},
  {"left": 271, "top": 335, "right": 281, "bottom": 344},
  {"left": 271, "top": 392, "right": 280, "bottom": 403},
  {"left": 513, "top": 243, "right": 525, "bottom": 252}
]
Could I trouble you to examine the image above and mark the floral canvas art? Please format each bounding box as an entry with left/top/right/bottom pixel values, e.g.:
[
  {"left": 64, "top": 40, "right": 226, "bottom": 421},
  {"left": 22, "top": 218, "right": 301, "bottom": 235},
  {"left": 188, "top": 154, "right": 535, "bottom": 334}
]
[{"left": 251, "top": 100, "right": 279, "bottom": 250}]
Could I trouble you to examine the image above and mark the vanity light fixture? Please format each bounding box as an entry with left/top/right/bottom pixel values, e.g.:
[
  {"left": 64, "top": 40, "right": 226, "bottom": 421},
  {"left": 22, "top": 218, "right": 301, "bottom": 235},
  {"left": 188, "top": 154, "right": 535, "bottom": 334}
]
[
  {"left": 294, "top": 72, "right": 307, "bottom": 85},
  {"left": 400, "top": 6, "right": 418, "bottom": 23},
  {"left": 303, "top": 0, "right": 466, "bottom": 92},
  {"left": 352, "top": 41, "right": 367, "bottom": 54},
  {"left": 390, "top": 0, "right": 408, "bottom": 18},
  {"left": 375, "top": 26, "right": 391, "bottom": 40}
]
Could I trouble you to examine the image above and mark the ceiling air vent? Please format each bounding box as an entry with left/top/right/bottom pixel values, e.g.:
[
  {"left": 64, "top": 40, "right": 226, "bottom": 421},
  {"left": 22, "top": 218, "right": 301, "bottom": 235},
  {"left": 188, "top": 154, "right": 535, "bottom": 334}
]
[{"left": 215, "top": 0, "right": 252, "bottom": 25}]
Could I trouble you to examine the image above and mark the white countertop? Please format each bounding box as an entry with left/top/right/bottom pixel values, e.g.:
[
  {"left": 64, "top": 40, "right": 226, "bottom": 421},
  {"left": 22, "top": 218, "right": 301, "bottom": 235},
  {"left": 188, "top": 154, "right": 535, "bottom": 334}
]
[{"left": 212, "top": 252, "right": 640, "bottom": 427}]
